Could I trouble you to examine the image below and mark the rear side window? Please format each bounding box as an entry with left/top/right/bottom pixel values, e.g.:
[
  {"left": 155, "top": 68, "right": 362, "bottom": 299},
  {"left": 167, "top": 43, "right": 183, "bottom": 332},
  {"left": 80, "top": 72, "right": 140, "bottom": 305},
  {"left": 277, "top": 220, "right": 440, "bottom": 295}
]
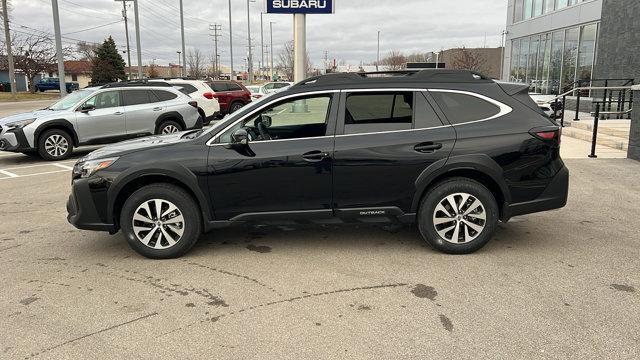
[
  {"left": 430, "top": 91, "right": 500, "bottom": 124},
  {"left": 209, "top": 82, "right": 228, "bottom": 92},
  {"left": 344, "top": 92, "right": 413, "bottom": 134},
  {"left": 227, "top": 82, "right": 243, "bottom": 91},
  {"left": 122, "top": 90, "right": 150, "bottom": 106},
  {"left": 152, "top": 90, "right": 178, "bottom": 102},
  {"left": 172, "top": 83, "right": 198, "bottom": 94}
]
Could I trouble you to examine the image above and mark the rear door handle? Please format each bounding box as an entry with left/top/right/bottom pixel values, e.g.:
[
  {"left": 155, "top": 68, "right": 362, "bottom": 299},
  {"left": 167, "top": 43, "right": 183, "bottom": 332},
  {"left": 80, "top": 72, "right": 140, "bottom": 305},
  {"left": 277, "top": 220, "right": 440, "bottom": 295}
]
[
  {"left": 302, "top": 150, "right": 330, "bottom": 162},
  {"left": 153, "top": 107, "right": 162, "bottom": 111},
  {"left": 414, "top": 142, "right": 443, "bottom": 153},
  {"left": 113, "top": 111, "right": 123, "bottom": 116}
]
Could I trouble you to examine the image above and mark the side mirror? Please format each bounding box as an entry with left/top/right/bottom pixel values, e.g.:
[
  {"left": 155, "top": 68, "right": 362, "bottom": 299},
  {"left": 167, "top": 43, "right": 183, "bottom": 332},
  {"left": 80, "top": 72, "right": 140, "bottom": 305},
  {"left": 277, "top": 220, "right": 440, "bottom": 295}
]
[
  {"left": 80, "top": 104, "right": 95, "bottom": 113},
  {"left": 231, "top": 128, "right": 249, "bottom": 146}
]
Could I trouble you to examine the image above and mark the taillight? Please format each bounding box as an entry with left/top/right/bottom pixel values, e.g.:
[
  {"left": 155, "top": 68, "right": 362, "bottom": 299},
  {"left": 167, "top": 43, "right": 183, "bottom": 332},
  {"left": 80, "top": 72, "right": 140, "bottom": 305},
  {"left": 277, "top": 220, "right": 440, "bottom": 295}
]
[
  {"left": 530, "top": 127, "right": 561, "bottom": 146},
  {"left": 188, "top": 101, "right": 198, "bottom": 108},
  {"left": 203, "top": 92, "right": 214, "bottom": 100}
]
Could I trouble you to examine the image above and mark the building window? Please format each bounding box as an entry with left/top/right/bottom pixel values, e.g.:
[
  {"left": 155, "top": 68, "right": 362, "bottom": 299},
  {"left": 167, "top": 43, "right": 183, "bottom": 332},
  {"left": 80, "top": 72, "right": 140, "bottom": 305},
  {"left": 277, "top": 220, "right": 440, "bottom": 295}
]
[
  {"left": 71, "top": 74, "right": 78, "bottom": 81},
  {"left": 533, "top": 0, "right": 544, "bottom": 17},
  {"left": 545, "top": 0, "right": 555, "bottom": 13},
  {"left": 528, "top": 35, "right": 540, "bottom": 91},
  {"left": 510, "top": 39, "right": 521, "bottom": 82},
  {"left": 524, "top": 0, "right": 533, "bottom": 19},
  {"left": 555, "top": 0, "right": 569, "bottom": 9},
  {"left": 577, "top": 23, "right": 598, "bottom": 88},
  {"left": 561, "top": 27, "right": 580, "bottom": 93},
  {"left": 514, "top": 0, "right": 524, "bottom": 22},
  {"left": 520, "top": 37, "right": 530, "bottom": 84},
  {"left": 539, "top": 34, "right": 552, "bottom": 94}
]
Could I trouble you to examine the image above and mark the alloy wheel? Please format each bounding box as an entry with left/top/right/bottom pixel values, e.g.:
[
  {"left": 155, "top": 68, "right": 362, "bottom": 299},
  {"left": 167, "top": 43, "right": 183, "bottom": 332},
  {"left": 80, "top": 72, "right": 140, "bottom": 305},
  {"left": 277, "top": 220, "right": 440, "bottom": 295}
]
[
  {"left": 132, "top": 199, "right": 185, "bottom": 249},
  {"left": 432, "top": 192, "right": 486, "bottom": 244},
  {"left": 44, "top": 134, "right": 69, "bottom": 158},
  {"left": 161, "top": 125, "right": 180, "bottom": 134}
]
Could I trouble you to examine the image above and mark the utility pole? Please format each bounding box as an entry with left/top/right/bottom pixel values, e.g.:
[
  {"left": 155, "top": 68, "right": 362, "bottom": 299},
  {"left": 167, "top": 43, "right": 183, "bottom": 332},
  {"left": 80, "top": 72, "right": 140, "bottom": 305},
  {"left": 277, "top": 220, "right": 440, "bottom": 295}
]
[
  {"left": 246, "top": 0, "right": 253, "bottom": 84},
  {"left": 209, "top": 24, "right": 221, "bottom": 79},
  {"left": 260, "top": 12, "right": 264, "bottom": 81},
  {"left": 227, "top": 0, "right": 234, "bottom": 80},
  {"left": 269, "top": 21, "right": 274, "bottom": 81},
  {"left": 179, "top": 0, "right": 186, "bottom": 77},
  {"left": 376, "top": 30, "right": 380, "bottom": 71},
  {"left": 51, "top": 0, "right": 66, "bottom": 97},
  {"left": 2, "top": 0, "right": 17, "bottom": 98},
  {"left": 132, "top": 0, "right": 142, "bottom": 79},
  {"left": 116, "top": 0, "right": 132, "bottom": 80}
]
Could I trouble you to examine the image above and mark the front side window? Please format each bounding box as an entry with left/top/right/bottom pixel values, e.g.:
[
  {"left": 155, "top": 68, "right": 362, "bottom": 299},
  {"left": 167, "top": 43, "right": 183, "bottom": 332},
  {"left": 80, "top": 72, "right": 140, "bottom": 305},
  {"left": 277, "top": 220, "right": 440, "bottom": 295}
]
[
  {"left": 430, "top": 91, "right": 501, "bottom": 124},
  {"left": 219, "top": 95, "right": 331, "bottom": 143},
  {"left": 344, "top": 92, "right": 413, "bottom": 134},
  {"left": 122, "top": 90, "right": 150, "bottom": 106},
  {"left": 84, "top": 91, "right": 121, "bottom": 110}
]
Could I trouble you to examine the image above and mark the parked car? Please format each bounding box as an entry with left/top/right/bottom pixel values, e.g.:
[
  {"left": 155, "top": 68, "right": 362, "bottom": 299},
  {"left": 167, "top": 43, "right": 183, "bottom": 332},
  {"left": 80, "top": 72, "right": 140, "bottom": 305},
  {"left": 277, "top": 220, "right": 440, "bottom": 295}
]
[
  {"left": 246, "top": 85, "right": 268, "bottom": 101},
  {"left": 261, "top": 81, "right": 294, "bottom": 94},
  {"left": 67, "top": 70, "right": 568, "bottom": 259},
  {"left": 530, "top": 93, "right": 564, "bottom": 119},
  {"left": 0, "top": 81, "right": 201, "bottom": 161},
  {"left": 152, "top": 79, "right": 220, "bottom": 125},
  {"left": 206, "top": 80, "right": 252, "bottom": 116},
  {"left": 35, "top": 77, "right": 79, "bottom": 93}
]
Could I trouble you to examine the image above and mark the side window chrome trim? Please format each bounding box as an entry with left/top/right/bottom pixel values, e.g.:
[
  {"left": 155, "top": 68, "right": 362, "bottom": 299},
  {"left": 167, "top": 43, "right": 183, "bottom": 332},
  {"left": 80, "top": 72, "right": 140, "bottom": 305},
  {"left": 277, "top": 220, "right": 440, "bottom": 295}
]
[
  {"left": 205, "top": 90, "right": 339, "bottom": 146},
  {"left": 335, "top": 125, "right": 451, "bottom": 138},
  {"left": 427, "top": 88, "right": 513, "bottom": 125}
]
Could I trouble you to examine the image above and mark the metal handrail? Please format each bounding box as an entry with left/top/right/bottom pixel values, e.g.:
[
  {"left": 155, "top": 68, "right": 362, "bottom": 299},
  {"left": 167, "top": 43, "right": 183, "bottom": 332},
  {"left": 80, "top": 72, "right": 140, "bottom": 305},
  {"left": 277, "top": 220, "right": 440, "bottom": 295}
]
[{"left": 546, "top": 86, "right": 633, "bottom": 103}]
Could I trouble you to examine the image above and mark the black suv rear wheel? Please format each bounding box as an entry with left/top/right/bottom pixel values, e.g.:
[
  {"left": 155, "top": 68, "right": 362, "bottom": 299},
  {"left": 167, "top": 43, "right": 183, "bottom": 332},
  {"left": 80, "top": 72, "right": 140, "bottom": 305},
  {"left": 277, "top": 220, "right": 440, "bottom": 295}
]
[
  {"left": 37, "top": 128, "right": 73, "bottom": 161},
  {"left": 418, "top": 178, "right": 498, "bottom": 254},
  {"left": 120, "top": 184, "right": 202, "bottom": 259}
]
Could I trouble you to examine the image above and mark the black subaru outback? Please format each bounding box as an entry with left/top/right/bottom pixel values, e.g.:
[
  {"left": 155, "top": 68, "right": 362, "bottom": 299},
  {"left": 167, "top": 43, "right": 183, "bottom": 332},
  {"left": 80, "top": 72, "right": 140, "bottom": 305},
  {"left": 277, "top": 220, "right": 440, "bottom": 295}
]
[{"left": 67, "top": 70, "right": 568, "bottom": 259}]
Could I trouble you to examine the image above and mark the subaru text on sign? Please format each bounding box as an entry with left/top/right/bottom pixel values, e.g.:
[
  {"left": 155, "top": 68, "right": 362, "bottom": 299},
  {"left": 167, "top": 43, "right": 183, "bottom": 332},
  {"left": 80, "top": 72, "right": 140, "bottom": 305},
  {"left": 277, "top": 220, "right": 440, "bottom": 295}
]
[{"left": 265, "top": 0, "right": 335, "bottom": 14}]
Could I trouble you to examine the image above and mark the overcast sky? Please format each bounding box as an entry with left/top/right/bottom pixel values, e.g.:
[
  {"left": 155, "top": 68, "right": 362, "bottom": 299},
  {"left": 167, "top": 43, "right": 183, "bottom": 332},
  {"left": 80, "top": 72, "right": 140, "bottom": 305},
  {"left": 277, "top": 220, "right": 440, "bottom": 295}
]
[{"left": 6, "top": 0, "right": 507, "bottom": 69}]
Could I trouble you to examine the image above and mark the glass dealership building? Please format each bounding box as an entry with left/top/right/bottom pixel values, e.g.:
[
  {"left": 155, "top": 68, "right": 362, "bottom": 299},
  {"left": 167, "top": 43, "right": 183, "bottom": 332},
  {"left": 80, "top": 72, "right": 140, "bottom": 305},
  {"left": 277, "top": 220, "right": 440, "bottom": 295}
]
[{"left": 502, "top": 0, "right": 604, "bottom": 95}]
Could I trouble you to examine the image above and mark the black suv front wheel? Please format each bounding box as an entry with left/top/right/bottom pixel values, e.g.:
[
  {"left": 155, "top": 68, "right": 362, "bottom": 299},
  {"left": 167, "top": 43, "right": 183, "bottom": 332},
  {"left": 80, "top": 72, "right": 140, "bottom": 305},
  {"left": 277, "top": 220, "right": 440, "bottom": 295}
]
[
  {"left": 120, "top": 184, "right": 202, "bottom": 259},
  {"left": 418, "top": 178, "right": 498, "bottom": 254}
]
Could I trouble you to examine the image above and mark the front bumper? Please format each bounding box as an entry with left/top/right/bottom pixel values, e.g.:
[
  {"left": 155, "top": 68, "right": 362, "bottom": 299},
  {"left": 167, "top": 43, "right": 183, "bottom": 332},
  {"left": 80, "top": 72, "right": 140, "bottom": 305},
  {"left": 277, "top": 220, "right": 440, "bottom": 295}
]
[
  {"left": 502, "top": 164, "right": 569, "bottom": 221},
  {"left": 0, "top": 127, "right": 35, "bottom": 153},
  {"left": 67, "top": 178, "right": 116, "bottom": 232}
]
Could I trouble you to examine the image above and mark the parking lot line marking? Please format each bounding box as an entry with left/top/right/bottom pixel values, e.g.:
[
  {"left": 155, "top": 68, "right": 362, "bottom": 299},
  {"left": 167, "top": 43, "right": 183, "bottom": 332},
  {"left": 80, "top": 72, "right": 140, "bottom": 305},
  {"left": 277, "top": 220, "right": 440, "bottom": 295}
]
[
  {"left": 0, "top": 169, "right": 68, "bottom": 181},
  {"left": 53, "top": 163, "right": 74, "bottom": 170},
  {"left": 0, "top": 169, "right": 19, "bottom": 178},
  {"left": 1, "top": 160, "right": 76, "bottom": 171}
]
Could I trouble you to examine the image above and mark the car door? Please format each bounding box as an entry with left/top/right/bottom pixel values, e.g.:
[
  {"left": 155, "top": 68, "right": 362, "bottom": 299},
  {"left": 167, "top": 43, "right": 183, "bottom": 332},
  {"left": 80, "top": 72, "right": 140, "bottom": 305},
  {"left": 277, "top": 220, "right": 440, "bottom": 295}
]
[
  {"left": 122, "top": 89, "right": 161, "bottom": 135},
  {"left": 332, "top": 90, "right": 456, "bottom": 217},
  {"left": 211, "top": 82, "right": 231, "bottom": 111},
  {"left": 74, "top": 90, "right": 126, "bottom": 142},
  {"left": 207, "top": 92, "right": 338, "bottom": 220}
]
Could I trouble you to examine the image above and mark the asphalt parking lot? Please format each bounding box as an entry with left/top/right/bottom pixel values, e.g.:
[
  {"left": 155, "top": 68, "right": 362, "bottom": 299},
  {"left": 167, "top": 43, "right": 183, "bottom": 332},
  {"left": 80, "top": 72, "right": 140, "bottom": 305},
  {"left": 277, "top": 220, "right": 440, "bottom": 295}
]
[{"left": 0, "top": 103, "right": 638, "bottom": 359}]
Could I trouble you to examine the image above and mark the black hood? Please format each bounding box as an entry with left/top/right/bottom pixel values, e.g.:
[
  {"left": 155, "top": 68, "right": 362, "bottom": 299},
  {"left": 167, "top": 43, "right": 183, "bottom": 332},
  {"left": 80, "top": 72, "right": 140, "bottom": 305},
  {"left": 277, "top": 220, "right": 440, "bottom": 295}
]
[{"left": 82, "top": 133, "right": 192, "bottom": 161}]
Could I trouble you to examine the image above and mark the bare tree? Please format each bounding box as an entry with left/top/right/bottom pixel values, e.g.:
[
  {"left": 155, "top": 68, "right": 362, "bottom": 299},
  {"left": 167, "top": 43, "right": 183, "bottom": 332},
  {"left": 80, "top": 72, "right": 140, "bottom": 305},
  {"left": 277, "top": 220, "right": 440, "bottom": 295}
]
[
  {"left": 381, "top": 50, "right": 406, "bottom": 70},
  {"left": 277, "top": 40, "right": 311, "bottom": 81},
  {"left": 76, "top": 41, "right": 98, "bottom": 62},
  {"left": 186, "top": 48, "right": 205, "bottom": 79},
  {"left": 12, "top": 32, "right": 71, "bottom": 92},
  {"left": 406, "top": 52, "right": 428, "bottom": 63},
  {"left": 451, "top": 47, "right": 488, "bottom": 73},
  {"left": 148, "top": 62, "right": 159, "bottom": 78}
]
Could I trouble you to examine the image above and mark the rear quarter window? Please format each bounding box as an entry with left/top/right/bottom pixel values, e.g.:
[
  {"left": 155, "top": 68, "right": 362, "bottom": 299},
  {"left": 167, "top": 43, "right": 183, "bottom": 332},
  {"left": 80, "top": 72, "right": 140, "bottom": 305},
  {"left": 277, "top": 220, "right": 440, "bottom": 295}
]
[
  {"left": 430, "top": 91, "right": 501, "bottom": 124},
  {"left": 152, "top": 90, "right": 178, "bottom": 102},
  {"left": 172, "top": 83, "right": 198, "bottom": 94},
  {"left": 209, "top": 82, "right": 228, "bottom": 92},
  {"left": 227, "top": 83, "right": 243, "bottom": 91}
]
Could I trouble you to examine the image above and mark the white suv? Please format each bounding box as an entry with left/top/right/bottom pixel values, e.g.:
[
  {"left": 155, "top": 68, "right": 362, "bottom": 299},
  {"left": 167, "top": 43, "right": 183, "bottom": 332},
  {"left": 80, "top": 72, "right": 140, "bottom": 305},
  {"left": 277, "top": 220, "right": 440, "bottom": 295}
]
[{"left": 156, "top": 79, "right": 220, "bottom": 125}]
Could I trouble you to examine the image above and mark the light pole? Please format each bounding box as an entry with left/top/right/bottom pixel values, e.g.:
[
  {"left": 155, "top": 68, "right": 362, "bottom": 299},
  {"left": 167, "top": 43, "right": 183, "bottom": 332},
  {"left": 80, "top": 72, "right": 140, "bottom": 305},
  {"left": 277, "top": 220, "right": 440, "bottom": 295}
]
[
  {"left": 117, "top": 0, "right": 132, "bottom": 80},
  {"left": 293, "top": 14, "right": 306, "bottom": 82},
  {"left": 177, "top": 51, "right": 182, "bottom": 76},
  {"left": 51, "top": 0, "right": 67, "bottom": 97},
  {"left": 270, "top": 21, "right": 275, "bottom": 81},
  {"left": 260, "top": 12, "right": 264, "bottom": 81},
  {"left": 376, "top": 30, "right": 380, "bottom": 71},
  {"left": 2, "top": 0, "right": 17, "bottom": 98},
  {"left": 179, "top": 0, "right": 186, "bottom": 77},
  {"left": 228, "top": 0, "right": 234, "bottom": 80},
  {"left": 132, "top": 0, "right": 142, "bottom": 79},
  {"left": 246, "top": 0, "right": 254, "bottom": 84}
]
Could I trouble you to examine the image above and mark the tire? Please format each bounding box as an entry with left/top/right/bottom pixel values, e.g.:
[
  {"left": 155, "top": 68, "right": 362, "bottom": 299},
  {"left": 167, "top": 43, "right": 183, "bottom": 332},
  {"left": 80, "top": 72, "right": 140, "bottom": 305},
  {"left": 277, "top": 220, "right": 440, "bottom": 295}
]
[
  {"left": 229, "top": 101, "right": 243, "bottom": 113},
  {"left": 198, "top": 109, "right": 210, "bottom": 126},
  {"left": 120, "top": 184, "right": 202, "bottom": 259},
  {"left": 156, "top": 119, "right": 183, "bottom": 135},
  {"left": 21, "top": 150, "right": 40, "bottom": 158},
  {"left": 37, "top": 128, "right": 73, "bottom": 161},
  {"left": 417, "top": 178, "right": 498, "bottom": 254}
]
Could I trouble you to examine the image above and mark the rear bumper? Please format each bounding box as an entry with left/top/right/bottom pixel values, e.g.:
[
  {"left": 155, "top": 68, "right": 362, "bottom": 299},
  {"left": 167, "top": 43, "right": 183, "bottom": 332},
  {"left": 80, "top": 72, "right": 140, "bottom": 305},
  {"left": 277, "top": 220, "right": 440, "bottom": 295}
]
[
  {"left": 502, "top": 164, "right": 569, "bottom": 221},
  {"left": 67, "top": 179, "right": 116, "bottom": 232}
]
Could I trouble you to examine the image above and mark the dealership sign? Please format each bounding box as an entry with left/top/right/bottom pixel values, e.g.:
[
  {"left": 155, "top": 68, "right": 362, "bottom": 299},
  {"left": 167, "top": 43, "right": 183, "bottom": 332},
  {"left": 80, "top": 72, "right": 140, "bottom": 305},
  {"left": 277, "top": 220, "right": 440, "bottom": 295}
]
[{"left": 265, "top": 0, "right": 335, "bottom": 14}]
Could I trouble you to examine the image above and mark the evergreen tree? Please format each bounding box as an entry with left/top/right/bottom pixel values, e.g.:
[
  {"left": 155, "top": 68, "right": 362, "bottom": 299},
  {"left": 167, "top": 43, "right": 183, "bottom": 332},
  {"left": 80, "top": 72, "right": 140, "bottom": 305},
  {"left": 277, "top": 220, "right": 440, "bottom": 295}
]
[{"left": 91, "top": 36, "right": 126, "bottom": 84}]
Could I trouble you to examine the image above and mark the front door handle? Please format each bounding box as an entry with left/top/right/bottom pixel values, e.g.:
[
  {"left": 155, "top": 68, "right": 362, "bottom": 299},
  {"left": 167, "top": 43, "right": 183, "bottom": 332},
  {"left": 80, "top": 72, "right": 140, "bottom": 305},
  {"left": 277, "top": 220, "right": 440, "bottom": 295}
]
[
  {"left": 414, "top": 142, "right": 443, "bottom": 153},
  {"left": 153, "top": 107, "right": 162, "bottom": 111},
  {"left": 113, "top": 111, "right": 124, "bottom": 116},
  {"left": 302, "top": 150, "right": 330, "bottom": 162}
]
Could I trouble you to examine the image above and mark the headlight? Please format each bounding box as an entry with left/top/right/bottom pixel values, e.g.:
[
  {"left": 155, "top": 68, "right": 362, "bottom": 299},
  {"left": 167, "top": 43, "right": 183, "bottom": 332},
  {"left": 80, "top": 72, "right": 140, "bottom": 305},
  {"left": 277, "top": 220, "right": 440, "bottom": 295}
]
[
  {"left": 73, "top": 157, "right": 119, "bottom": 178},
  {"left": 5, "top": 118, "right": 36, "bottom": 130}
]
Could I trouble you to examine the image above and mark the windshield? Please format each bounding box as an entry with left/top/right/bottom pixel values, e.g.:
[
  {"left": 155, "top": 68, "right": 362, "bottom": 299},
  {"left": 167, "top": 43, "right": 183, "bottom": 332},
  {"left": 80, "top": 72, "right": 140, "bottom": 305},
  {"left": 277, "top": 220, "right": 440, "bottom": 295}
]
[
  {"left": 246, "top": 86, "right": 260, "bottom": 93},
  {"left": 48, "top": 89, "right": 95, "bottom": 111},
  {"left": 198, "top": 97, "right": 267, "bottom": 139}
]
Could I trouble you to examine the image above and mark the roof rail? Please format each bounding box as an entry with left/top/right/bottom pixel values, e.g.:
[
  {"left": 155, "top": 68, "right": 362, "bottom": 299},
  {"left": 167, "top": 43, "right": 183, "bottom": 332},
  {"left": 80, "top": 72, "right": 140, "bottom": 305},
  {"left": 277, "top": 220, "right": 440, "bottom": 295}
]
[
  {"left": 100, "top": 80, "right": 172, "bottom": 88},
  {"left": 292, "top": 69, "right": 491, "bottom": 88}
]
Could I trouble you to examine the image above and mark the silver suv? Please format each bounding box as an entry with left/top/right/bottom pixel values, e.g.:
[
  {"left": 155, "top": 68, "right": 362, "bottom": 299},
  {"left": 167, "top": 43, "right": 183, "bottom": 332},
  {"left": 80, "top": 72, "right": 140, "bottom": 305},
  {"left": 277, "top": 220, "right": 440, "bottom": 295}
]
[{"left": 0, "top": 82, "right": 202, "bottom": 160}]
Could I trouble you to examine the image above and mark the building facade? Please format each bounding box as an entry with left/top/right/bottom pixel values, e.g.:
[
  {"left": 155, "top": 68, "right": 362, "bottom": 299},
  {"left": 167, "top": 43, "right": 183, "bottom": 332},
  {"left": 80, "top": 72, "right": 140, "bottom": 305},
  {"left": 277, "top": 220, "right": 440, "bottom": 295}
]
[{"left": 503, "top": 0, "right": 640, "bottom": 94}]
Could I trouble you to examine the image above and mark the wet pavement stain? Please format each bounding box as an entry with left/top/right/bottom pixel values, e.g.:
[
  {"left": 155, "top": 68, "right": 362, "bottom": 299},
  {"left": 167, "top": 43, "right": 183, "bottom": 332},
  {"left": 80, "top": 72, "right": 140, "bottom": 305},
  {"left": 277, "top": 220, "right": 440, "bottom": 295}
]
[
  {"left": 19, "top": 230, "right": 32, "bottom": 234},
  {"left": 610, "top": 284, "right": 636, "bottom": 293},
  {"left": 411, "top": 284, "right": 438, "bottom": 300},
  {"left": 186, "top": 261, "right": 281, "bottom": 295},
  {"left": 185, "top": 303, "right": 196, "bottom": 308},
  {"left": 246, "top": 244, "right": 272, "bottom": 253},
  {"left": 357, "top": 305, "right": 371, "bottom": 311},
  {"left": 439, "top": 314, "right": 453, "bottom": 332},
  {"left": 19, "top": 296, "right": 39, "bottom": 306}
]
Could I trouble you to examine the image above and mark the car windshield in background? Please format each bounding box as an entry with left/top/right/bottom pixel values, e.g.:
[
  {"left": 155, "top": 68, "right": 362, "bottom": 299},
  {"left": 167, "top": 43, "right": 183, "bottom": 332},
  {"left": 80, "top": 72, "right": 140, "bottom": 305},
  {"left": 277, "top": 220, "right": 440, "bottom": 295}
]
[
  {"left": 246, "top": 86, "right": 261, "bottom": 93},
  {"left": 48, "top": 89, "right": 95, "bottom": 111}
]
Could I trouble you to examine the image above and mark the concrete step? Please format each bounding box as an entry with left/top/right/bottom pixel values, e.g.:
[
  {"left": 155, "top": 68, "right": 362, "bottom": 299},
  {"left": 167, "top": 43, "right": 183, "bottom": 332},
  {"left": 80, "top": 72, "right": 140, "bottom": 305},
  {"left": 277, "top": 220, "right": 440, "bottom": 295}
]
[
  {"left": 562, "top": 126, "right": 629, "bottom": 151},
  {"left": 569, "top": 120, "right": 630, "bottom": 139}
]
